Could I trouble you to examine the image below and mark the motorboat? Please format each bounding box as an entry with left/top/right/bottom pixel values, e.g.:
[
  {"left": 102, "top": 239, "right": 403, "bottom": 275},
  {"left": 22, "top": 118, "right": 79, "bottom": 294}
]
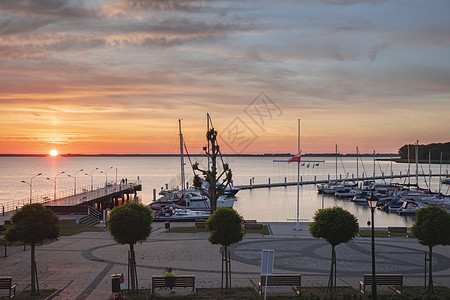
[
  {"left": 398, "top": 200, "right": 426, "bottom": 215},
  {"left": 151, "top": 205, "right": 210, "bottom": 222},
  {"left": 441, "top": 177, "right": 450, "bottom": 184}
]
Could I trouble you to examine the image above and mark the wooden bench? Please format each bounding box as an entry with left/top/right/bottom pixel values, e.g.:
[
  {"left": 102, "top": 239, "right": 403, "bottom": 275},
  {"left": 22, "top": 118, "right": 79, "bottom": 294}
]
[
  {"left": 258, "top": 274, "right": 301, "bottom": 296},
  {"left": 151, "top": 275, "right": 195, "bottom": 296},
  {"left": 359, "top": 274, "right": 403, "bottom": 295},
  {"left": 0, "top": 277, "right": 16, "bottom": 299},
  {"left": 387, "top": 227, "right": 408, "bottom": 237}
]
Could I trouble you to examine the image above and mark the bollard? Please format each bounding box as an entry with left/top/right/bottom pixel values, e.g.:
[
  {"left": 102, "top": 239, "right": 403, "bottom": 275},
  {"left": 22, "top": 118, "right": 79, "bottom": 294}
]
[
  {"left": 165, "top": 183, "right": 168, "bottom": 189},
  {"left": 328, "top": 174, "right": 330, "bottom": 181},
  {"left": 340, "top": 174, "right": 342, "bottom": 180},
  {"left": 153, "top": 189, "right": 156, "bottom": 201},
  {"left": 2, "top": 206, "right": 4, "bottom": 216},
  {"left": 314, "top": 175, "right": 316, "bottom": 182},
  {"left": 301, "top": 176, "right": 303, "bottom": 184},
  {"left": 268, "top": 178, "right": 271, "bottom": 187},
  {"left": 284, "top": 177, "right": 287, "bottom": 186}
]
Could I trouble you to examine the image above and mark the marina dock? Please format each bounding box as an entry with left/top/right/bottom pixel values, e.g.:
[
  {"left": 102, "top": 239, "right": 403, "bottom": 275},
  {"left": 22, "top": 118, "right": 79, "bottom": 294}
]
[{"left": 236, "top": 173, "right": 448, "bottom": 190}]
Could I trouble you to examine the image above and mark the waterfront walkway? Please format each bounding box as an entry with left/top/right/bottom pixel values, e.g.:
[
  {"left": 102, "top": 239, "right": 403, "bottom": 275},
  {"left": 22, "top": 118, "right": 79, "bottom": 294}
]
[
  {"left": 1, "top": 221, "right": 449, "bottom": 299},
  {"left": 1, "top": 182, "right": 141, "bottom": 214}
]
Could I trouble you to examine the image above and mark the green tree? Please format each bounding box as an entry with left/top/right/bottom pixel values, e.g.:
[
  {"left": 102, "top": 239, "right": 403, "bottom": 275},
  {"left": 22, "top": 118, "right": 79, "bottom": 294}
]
[
  {"left": 108, "top": 202, "right": 153, "bottom": 294},
  {"left": 206, "top": 207, "right": 244, "bottom": 293},
  {"left": 4, "top": 204, "right": 60, "bottom": 295},
  {"left": 411, "top": 205, "right": 450, "bottom": 292},
  {"left": 309, "top": 206, "right": 359, "bottom": 293}
]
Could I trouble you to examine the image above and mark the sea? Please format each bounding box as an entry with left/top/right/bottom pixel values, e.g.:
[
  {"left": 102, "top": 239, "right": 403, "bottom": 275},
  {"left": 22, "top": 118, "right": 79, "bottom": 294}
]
[{"left": 1, "top": 155, "right": 449, "bottom": 227}]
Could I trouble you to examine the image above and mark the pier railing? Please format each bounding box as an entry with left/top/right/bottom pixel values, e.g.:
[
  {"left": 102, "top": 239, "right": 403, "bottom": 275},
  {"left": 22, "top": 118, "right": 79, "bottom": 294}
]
[{"left": 1, "top": 180, "right": 141, "bottom": 215}]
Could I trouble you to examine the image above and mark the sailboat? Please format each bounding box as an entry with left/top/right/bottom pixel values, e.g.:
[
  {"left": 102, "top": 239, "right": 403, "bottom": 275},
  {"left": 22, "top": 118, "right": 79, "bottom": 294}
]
[{"left": 150, "top": 120, "right": 210, "bottom": 221}]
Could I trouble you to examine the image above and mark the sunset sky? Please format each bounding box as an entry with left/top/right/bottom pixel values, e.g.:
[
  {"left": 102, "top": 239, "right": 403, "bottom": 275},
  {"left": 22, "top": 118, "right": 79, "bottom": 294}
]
[{"left": 1, "top": 0, "right": 449, "bottom": 155}]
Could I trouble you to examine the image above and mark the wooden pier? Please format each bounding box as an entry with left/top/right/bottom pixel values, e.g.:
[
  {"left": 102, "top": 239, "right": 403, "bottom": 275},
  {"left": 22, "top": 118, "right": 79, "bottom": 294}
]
[{"left": 1, "top": 181, "right": 142, "bottom": 216}]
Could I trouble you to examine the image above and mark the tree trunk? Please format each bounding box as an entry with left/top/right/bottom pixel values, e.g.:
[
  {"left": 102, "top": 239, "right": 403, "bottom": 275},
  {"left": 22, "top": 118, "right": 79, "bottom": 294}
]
[
  {"left": 224, "top": 246, "right": 229, "bottom": 292},
  {"left": 428, "top": 245, "right": 433, "bottom": 292},
  {"left": 31, "top": 243, "right": 37, "bottom": 295},
  {"left": 129, "top": 243, "right": 136, "bottom": 293},
  {"left": 327, "top": 246, "right": 335, "bottom": 293}
]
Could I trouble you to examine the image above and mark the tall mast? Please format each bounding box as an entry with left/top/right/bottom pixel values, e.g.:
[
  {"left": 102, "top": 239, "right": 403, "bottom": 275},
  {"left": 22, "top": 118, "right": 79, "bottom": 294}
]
[
  {"left": 356, "top": 146, "right": 359, "bottom": 185},
  {"left": 415, "top": 140, "right": 419, "bottom": 186},
  {"left": 439, "top": 152, "right": 443, "bottom": 194},
  {"left": 207, "top": 113, "right": 211, "bottom": 172},
  {"left": 179, "top": 119, "right": 186, "bottom": 207},
  {"left": 429, "top": 151, "right": 431, "bottom": 191},
  {"left": 335, "top": 144, "right": 338, "bottom": 182},
  {"left": 296, "top": 119, "right": 301, "bottom": 231},
  {"left": 373, "top": 150, "right": 376, "bottom": 181}
]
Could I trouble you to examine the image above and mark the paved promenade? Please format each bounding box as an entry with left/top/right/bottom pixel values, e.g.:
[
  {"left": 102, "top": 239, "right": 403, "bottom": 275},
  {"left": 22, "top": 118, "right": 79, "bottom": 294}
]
[{"left": 1, "top": 221, "right": 450, "bottom": 299}]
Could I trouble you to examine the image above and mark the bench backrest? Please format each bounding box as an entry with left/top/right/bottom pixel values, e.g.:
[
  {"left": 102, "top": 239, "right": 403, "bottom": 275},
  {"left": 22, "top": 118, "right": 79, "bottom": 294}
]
[
  {"left": 388, "top": 227, "right": 407, "bottom": 233},
  {"left": 0, "top": 277, "right": 12, "bottom": 289},
  {"left": 260, "top": 275, "right": 301, "bottom": 286},
  {"left": 363, "top": 274, "right": 403, "bottom": 286},
  {"left": 152, "top": 275, "right": 195, "bottom": 288}
]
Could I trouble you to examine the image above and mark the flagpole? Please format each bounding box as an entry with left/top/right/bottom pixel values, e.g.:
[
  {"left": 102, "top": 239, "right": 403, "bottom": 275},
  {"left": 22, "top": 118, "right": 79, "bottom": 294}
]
[{"left": 296, "top": 119, "right": 301, "bottom": 231}]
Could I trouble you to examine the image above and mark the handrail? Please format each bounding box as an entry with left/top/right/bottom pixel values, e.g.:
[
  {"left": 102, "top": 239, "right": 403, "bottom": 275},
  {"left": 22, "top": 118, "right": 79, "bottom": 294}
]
[{"left": 1, "top": 180, "right": 142, "bottom": 214}]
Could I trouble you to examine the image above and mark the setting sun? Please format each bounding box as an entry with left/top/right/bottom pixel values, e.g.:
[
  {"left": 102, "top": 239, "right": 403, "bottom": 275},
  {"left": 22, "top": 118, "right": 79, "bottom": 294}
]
[{"left": 49, "top": 149, "right": 59, "bottom": 156}]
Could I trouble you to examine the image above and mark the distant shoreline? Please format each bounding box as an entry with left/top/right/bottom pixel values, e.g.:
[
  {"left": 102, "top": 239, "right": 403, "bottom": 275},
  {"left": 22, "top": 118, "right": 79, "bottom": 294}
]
[{"left": 0, "top": 153, "right": 399, "bottom": 158}]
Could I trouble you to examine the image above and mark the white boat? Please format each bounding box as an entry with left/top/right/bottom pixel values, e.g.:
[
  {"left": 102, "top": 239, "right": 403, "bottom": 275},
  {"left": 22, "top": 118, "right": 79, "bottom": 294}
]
[
  {"left": 441, "top": 177, "right": 450, "bottom": 184},
  {"left": 398, "top": 200, "right": 426, "bottom": 215},
  {"left": 151, "top": 206, "right": 210, "bottom": 222}
]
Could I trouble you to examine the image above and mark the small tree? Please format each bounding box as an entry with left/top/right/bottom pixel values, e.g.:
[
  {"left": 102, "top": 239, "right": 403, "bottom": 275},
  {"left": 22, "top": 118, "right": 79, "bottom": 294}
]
[
  {"left": 411, "top": 205, "right": 450, "bottom": 292},
  {"left": 108, "top": 202, "right": 153, "bottom": 294},
  {"left": 309, "top": 206, "right": 359, "bottom": 293},
  {"left": 207, "top": 207, "right": 244, "bottom": 293},
  {"left": 4, "top": 204, "right": 60, "bottom": 295}
]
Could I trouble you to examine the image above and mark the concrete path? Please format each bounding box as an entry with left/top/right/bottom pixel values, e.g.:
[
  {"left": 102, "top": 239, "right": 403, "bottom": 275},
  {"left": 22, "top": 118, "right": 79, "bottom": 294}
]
[{"left": 1, "top": 221, "right": 449, "bottom": 299}]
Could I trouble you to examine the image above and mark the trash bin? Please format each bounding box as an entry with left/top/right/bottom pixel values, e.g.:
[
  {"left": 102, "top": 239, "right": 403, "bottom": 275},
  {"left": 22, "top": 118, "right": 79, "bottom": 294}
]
[
  {"left": 111, "top": 273, "right": 124, "bottom": 293},
  {"left": 165, "top": 221, "right": 170, "bottom": 230}
]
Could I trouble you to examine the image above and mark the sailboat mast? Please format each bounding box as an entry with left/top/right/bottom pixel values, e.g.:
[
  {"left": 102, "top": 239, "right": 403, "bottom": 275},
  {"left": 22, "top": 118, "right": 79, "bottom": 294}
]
[
  {"left": 207, "top": 113, "right": 211, "bottom": 172},
  {"left": 439, "top": 152, "right": 443, "bottom": 194},
  {"left": 373, "top": 150, "right": 376, "bottom": 181},
  {"left": 356, "top": 146, "right": 359, "bottom": 184},
  {"left": 179, "top": 119, "right": 186, "bottom": 205},
  {"left": 415, "top": 140, "right": 419, "bottom": 186},
  {"left": 296, "top": 119, "right": 301, "bottom": 231},
  {"left": 335, "top": 144, "right": 338, "bottom": 182}
]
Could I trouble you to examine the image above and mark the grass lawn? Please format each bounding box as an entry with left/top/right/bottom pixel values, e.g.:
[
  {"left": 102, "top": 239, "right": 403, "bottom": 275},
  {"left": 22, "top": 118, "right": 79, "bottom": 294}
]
[
  {"left": 167, "top": 225, "right": 270, "bottom": 235},
  {"left": 110, "top": 286, "right": 450, "bottom": 299},
  {"left": 358, "top": 229, "right": 412, "bottom": 238},
  {"left": 59, "top": 219, "right": 105, "bottom": 236},
  {"left": 0, "top": 289, "right": 57, "bottom": 300}
]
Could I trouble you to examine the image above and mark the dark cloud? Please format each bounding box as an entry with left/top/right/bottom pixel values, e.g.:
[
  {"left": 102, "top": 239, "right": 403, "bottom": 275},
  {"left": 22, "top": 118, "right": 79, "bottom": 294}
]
[{"left": 0, "top": 0, "right": 97, "bottom": 18}]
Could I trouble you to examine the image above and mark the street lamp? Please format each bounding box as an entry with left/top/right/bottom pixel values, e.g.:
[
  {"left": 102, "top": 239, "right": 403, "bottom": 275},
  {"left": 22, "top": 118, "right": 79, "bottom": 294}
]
[
  {"left": 367, "top": 193, "right": 378, "bottom": 300},
  {"left": 90, "top": 168, "right": 99, "bottom": 191},
  {"left": 106, "top": 166, "right": 113, "bottom": 186},
  {"left": 73, "top": 168, "right": 84, "bottom": 194},
  {"left": 21, "top": 172, "right": 42, "bottom": 204},
  {"left": 46, "top": 171, "right": 65, "bottom": 200}
]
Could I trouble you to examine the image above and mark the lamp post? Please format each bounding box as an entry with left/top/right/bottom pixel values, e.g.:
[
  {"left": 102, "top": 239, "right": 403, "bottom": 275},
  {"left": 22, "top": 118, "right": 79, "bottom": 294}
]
[
  {"left": 74, "top": 169, "right": 84, "bottom": 195},
  {"left": 367, "top": 193, "right": 378, "bottom": 300},
  {"left": 21, "top": 173, "right": 42, "bottom": 204},
  {"left": 47, "top": 171, "right": 65, "bottom": 200},
  {"left": 90, "top": 168, "right": 99, "bottom": 191},
  {"left": 105, "top": 166, "right": 113, "bottom": 186}
]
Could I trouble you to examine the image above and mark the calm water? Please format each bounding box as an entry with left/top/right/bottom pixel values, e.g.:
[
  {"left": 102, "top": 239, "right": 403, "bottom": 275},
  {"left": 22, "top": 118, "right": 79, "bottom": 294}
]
[{"left": 1, "top": 156, "right": 449, "bottom": 227}]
